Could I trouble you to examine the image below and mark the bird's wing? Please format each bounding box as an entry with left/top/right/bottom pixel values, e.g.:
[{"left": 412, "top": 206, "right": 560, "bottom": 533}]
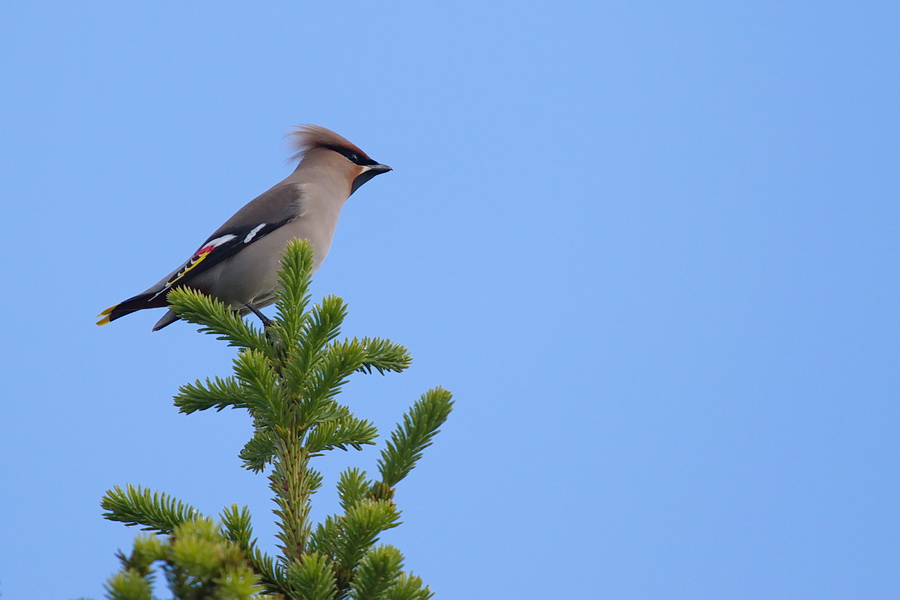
[
  {"left": 148, "top": 218, "right": 294, "bottom": 301},
  {"left": 149, "top": 182, "right": 306, "bottom": 298},
  {"left": 97, "top": 183, "right": 304, "bottom": 325}
]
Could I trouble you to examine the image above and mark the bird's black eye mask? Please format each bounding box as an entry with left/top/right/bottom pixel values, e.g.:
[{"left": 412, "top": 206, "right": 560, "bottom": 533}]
[{"left": 323, "top": 144, "right": 379, "bottom": 167}]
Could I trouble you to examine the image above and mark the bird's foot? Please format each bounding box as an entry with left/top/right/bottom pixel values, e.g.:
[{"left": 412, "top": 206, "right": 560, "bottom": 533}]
[{"left": 245, "top": 303, "right": 273, "bottom": 329}]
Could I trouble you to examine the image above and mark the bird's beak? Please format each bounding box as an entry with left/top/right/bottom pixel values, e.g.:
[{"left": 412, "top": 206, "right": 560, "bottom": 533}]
[
  {"left": 351, "top": 162, "right": 392, "bottom": 195},
  {"left": 367, "top": 163, "right": 392, "bottom": 174}
]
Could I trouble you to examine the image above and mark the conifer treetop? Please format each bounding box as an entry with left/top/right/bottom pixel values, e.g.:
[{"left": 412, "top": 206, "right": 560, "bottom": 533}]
[{"left": 101, "top": 240, "right": 452, "bottom": 600}]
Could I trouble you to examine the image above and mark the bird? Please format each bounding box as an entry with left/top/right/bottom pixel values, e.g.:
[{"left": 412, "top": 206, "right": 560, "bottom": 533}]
[{"left": 97, "top": 125, "right": 391, "bottom": 331}]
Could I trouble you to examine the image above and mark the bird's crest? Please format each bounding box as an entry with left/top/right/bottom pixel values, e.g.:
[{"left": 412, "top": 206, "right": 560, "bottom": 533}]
[{"left": 288, "top": 125, "right": 370, "bottom": 162}]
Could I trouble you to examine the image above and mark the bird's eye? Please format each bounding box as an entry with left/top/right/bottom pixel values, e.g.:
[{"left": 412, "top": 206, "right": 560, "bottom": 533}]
[{"left": 324, "top": 145, "right": 365, "bottom": 164}]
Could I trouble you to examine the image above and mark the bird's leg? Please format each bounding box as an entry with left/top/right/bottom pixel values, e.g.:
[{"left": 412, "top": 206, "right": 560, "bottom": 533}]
[{"left": 245, "top": 303, "right": 273, "bottom": 328}]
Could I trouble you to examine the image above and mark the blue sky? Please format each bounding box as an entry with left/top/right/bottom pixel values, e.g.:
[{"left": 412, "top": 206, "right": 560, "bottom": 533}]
[{"left": 1, "top": 2, "right": 898, "bottom": 598}]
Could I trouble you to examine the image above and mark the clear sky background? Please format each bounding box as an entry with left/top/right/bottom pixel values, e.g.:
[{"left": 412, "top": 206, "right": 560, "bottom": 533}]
[{"left": 1, "top": 2, "right": 898, "bottom": 599}]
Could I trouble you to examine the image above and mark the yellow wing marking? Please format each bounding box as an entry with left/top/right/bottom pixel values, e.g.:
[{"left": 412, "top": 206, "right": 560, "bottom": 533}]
[{"left": 165, "top": 249, "right": 213, "bottom": 289}]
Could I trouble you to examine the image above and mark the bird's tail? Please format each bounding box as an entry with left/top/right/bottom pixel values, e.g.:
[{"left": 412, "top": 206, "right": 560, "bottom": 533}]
[{"left": 96, "top": 291, "right": 169, "bottom": 326}]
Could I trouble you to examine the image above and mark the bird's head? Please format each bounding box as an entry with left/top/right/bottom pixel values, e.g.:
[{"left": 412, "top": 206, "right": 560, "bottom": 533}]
[{"left": 289, "top": 124, "right": 392, "bottom": 195}]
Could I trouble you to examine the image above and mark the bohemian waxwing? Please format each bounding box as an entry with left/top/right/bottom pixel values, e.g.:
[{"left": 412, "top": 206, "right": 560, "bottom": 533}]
[{"left": 97, "top": 125, "right": 391, "bottom": 331}]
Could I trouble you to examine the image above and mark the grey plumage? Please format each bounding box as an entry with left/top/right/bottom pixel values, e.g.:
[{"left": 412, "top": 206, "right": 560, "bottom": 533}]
[{"left": 97, "top": 125, "right": 391, "bottom": 331}]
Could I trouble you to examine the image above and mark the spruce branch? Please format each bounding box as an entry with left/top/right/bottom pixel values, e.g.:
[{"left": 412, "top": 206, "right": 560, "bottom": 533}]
[
  {"left": 248, "top": 546, "right": 287, "bottom": 597},
  {"left": 385, "top": 573, "right": 434, "bottom": 600},
  {"left": 102, "top": 484, "right": 202, "bottom": 534},
  {"left": 307, "top": 515, "right": 342, "bottom": 559},
  {"left": 377, "top": 387, "right": 454, "bottom": 488},
  {"left": 333, "top": 499, "right": 401, "bottom": 578},
  {"left": 305, "top": 500, "right": 400, "bottom": 591},
  {"left": 277, "top": 293, "right": 349, "bottom": 389},
  {"left": 300, "top": 339, "right": 369, "bottom": 404},
  {"left": 219, "top": 504, "right": 286, "bottom": 594},
  {"left": 270, "top": 443, "right": 322, "bottom": 564},
  {"left": 350, "top": 545, "right": 404, "bottom": 600},
  {"left": 167, "top": 287, "right": 269, "bottom": 353},
  {"left": 353, "top": 337, "right": 412, "bottom": 375},
  {"left": 233, "top": 348, "right": 284, "bottom": 419},
  {"left": 302, "top": 295, "right": 348, "bottom": 353},
  {"left": 105, "top": 535, "right": 165, "bottom": 600},
  {"left": 104, "top": 568, "right": 153, "bottom": 600},
  {"left": 219, "top": 504, "right": 256, "bottom": 551},
  {"left": 336, "top": 468, "right": 372, "bottom": 512},
  {"left": 175, "top": 375, "right": 249, "bottom": 414},
  {"left": 305, "top": 415, "right": 378, "bottom": 454},
  {"left": 285, "top": 552, "right": 338, "bottom": 600},
  {"left": 271, "top": 238, "right": 315, "bottom": 347},
  {"left": 295, "top": 398, "right": 350, "bottom": 431},
  {"left": 106, "top": 517, "right": 265, "bottom": 600},
  {"left": 240, "top": 427, "right": 279, "bottom": 473}
]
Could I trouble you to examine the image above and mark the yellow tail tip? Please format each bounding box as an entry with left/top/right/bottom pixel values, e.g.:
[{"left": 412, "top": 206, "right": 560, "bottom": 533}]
[{"left": 97, "top": 304, "right": 117, "bottom": 326}]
